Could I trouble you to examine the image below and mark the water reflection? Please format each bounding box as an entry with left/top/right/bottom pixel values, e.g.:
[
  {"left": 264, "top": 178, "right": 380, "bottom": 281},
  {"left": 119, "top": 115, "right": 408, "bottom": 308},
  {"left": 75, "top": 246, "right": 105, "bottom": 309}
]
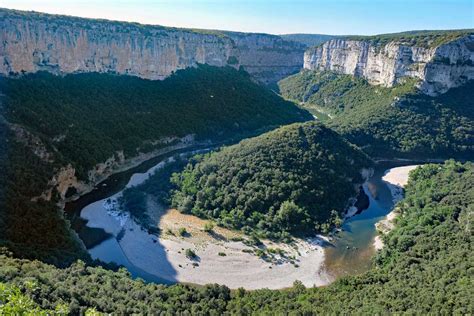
[{"left": 323, "top": 164, "right": 396, "bottom": 277}]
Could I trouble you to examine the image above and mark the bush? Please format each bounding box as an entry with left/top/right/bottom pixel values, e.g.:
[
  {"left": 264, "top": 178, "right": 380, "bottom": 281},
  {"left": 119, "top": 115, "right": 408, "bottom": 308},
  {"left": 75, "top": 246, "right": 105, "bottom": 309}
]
[
  {"left": 178, "top": 228, "right": 188, "bottom": 237},
  {"left": 203, "top": 222, "right": 215, "bottom": 233},
  {"left": 185, "top": 249, "right": 197, "bottom": 259}
]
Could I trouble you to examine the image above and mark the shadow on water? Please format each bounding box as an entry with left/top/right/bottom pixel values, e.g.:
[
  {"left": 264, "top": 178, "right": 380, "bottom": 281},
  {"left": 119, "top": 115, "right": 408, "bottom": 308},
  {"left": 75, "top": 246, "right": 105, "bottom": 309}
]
[
  {"left": 65, "top": 145, "right": 209, "bottom": 247},
  {"left": 78, "top": 178, "right": 178, "bottom": 284},
  {"left": 323, "top": 161, "right": 418, "bottom": 278},
  {"left": 318, "top": 238, "right": 336, "bottom": 248},
  {"left": 64, "top": 146, "right": 216, "bottom": 285}
]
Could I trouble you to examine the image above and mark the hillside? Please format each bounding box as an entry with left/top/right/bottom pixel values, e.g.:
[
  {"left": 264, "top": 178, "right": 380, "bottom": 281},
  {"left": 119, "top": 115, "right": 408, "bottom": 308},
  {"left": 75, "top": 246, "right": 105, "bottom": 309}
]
[
  {"left": 304, "top": 30, "right": 474, "bottom": 95},
  {"left": 279, "top": 70, "right": 474, "bottom": 159},
  {"left": 0, "top": 8, "right": 305, "bottom": 84},
  {"left": 1, "top": 161, "right": 471, "bottom": 314},
  {"left": 0, "top": 65, "right": 310, "bottom": 265},
  {"left": 166, "top": 121, "right": 372, "bottom": 239}
]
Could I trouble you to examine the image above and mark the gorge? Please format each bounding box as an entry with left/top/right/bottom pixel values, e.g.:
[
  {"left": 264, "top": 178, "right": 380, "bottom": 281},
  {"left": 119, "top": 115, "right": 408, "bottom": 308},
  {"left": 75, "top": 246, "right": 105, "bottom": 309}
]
[{"left": 0, "top": 6, "right": 472, "bottom": 315}]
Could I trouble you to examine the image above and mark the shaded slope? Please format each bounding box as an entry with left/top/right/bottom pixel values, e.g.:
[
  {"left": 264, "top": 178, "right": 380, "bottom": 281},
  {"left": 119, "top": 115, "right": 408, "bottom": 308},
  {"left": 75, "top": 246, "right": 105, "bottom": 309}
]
[
  {"left": 279, "top": 70, "right": 474, "bottom": 159},
  {"left": 0, "top": 65, "right": 311, "bottom": 264}
]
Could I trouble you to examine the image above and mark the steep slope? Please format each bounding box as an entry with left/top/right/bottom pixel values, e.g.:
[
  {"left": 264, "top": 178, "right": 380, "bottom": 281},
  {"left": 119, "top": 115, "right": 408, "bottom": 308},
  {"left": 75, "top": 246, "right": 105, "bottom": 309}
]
[
  {"left": 1, "top": 161, "right": 471, "bottom": 314},
  {"left": 168, "top": 121, "right": 372, "bottom": 239},
  {"left": 279, "top": 70, "right": 474, "bottom": 159},
  {"left": 304, "top": 30, "right": 474, "bottom": 95},
  {"left": 225, "top": 32, "right": 306, "bottom": 84},
  {"left": 0, "top": 65, "right": 310, "bottom": 264},
  {"left": 0, "top": 8, "right": 305, "bottom": 84}
]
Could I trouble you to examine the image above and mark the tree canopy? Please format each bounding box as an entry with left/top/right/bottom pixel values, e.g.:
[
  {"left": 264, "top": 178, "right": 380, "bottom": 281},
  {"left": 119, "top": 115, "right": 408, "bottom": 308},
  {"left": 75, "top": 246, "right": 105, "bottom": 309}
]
[
  {"left": 1, "top": 161, "right": 471, "bottom": 314},
  {"left": 279, "top": 70, "right": 474, "bottom": 159},
  {"left": 167, "top": 121, "right": 372, "bottom": 239}
]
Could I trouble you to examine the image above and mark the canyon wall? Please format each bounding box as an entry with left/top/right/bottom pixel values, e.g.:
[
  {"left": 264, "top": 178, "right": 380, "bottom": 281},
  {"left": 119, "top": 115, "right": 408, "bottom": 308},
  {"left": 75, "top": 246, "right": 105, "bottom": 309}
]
[
  {"left": 304, "top": 35, "right": 474, "bottom": 95},
  {"left": 0, "top": 9, "right": 304, "bottom": 83},
  {"left": 226, "top": 32, "right": 305, "bottom": 84}
]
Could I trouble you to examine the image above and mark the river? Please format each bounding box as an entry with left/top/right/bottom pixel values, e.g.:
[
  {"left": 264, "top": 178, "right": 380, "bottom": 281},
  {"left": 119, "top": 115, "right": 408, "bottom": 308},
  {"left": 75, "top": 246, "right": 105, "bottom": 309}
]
[
  {"left": 323, "top": 164, "right": 396, "bottom": 277},
  {"left": 65, "top": 154, "right": 417, "bottom": 286}
]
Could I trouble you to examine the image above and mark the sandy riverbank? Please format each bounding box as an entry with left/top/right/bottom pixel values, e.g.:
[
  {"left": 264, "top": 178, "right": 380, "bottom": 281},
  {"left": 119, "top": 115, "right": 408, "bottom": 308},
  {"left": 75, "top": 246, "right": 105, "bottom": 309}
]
[
  {"left": 382, "top": 165, "right": 420, "bottom": 203},
  {"left": 374, "top": 165, "right": 421, "bottom": 250},
  {"left": 83, "top": 195, "right": 332, "bottom": 289}
]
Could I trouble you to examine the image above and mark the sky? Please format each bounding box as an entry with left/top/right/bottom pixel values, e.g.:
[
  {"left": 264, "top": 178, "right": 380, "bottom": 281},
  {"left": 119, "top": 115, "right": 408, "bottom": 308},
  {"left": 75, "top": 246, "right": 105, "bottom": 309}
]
[{"left": 0, "top": 0, "right": 472, "bottom": 35}]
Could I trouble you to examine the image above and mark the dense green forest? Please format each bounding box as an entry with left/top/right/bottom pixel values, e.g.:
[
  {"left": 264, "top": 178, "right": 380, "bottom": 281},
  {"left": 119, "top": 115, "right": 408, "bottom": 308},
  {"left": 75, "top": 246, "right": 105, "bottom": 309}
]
[
  {"left": 279, "top": 70, "right": 474, "bottom": 158},
  {"left": 0, "top": 65, "right": 310, "bottom": 265},
  {"left": 0, "top": 121, "right": 88, "bottom": 267},
  {"left": 1, "top": 161, "right": 471, "bottom": 314},
  {"left": 1, "top": 65, "right": 310, "bottom": 178},
  {"left": 165, "top": 121, "right": 372, "bottom": 239}
]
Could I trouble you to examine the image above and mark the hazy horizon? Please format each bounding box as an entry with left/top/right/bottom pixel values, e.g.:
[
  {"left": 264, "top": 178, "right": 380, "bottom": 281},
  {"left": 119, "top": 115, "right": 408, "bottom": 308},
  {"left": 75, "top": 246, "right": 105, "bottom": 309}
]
[{"left": 0, "top": 0, "right": 472, "bottom": 35}]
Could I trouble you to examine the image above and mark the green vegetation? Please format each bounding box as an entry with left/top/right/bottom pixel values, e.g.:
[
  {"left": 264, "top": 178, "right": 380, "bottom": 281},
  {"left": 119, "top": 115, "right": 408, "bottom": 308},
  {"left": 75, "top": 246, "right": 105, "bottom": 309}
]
[
  {"left": 227, "top": 161, "right": 474, "bottom": 313},
  {"left": 344, "top": 29, "right": 474, "bottom": 48},
  {"left": 0, "top": 161, "right": 471, "bottom": 313},
  {"left": 169, "top": 121, "right": 372, "bottom": 239},
  {"left": 203, "top": 222, "right": 215, "bottom": 233},
  {"left": 279, "top": 70, "right": 474, "bottom": 159},
  {"left": 0, "top": 282, "right": 63, "bottom": 315},
  {"left": 1, "top": 65, "right": 310, "bottom": 179},
  {"left": 178, "top": 228, "right": 189, "bottom": 237},
  {"left": 0, "top": 121, "right": 88, "bottom": 266},
  {"left": 185, "top": 249, "right": 197, "bottom": 259},
  {"left": 0, "top": 252, "right": 232, "bottom": 314},
  {"left": 0, "top": 65, "right": 310, "bottom": 265}
]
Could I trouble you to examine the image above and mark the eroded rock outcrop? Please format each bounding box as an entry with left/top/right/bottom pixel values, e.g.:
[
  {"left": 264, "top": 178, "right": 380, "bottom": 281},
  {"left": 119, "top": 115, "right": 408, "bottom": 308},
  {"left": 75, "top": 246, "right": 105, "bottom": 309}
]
[
  {"left": 39, "top": 135, "right": 197, "bottom": 202},
  {"left": 0, "top": 8, "right": 304, "bottom": 83},
  {"left": 304, "top": 35, "right": 474, "bottom": 95}
]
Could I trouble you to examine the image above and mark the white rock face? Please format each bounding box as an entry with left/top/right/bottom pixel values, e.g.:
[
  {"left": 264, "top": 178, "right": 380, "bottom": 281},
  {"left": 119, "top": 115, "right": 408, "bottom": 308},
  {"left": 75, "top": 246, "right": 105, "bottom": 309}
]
[
  {"left": 0, "top": 9, "right": 304, "bottom": 83},
  {"left": 227, "top": 32, "right": 305, "bottom": 84},
  {"left": 0, "top": 10, "right": 238, "bottom": 80},
  {"left": 304, "top": 36, "right": 474, "bottom": 95}
]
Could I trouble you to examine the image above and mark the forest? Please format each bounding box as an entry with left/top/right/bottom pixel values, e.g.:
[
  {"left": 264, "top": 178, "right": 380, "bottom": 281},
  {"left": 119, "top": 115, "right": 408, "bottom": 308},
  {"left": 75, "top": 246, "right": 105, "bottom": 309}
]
[
  {"left": 1, "top": 161, "right": 471, "bottom": 314},
  {"left": 0, "top": 65, "right": 310, "bottom": 265},
  {"left": 278, "top": 70, "right": 474, "bottom": 159},
  {"left": 166, "top": 121, "right": 372, "bottom": 239},
  {"left": 0, "top": 7, "right": 472, "bottom": 314},
  {"left": 1, "top": 65, "right": 310, "bottom": 179}
]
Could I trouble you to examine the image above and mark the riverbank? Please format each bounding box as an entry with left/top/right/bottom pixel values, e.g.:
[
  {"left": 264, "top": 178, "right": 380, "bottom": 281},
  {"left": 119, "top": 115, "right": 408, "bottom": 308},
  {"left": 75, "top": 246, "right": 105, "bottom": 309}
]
[
  {"left": 135, "top": 204, "right": 330, "bottom": 289},
  {"left": 83, "top": 159, "right": 414, "bottom": 288},
  {"left": 84, "top": 197, "right": 331, "bottom": 289},
  {"left": 75, "top": 149, "right": 425, "bottom": 288},
  {"left": 374, "top": 165, "right": 421, "bottom": 250},
  {"left": 78, "top": 149, "right": 332, "bottom": 290}
]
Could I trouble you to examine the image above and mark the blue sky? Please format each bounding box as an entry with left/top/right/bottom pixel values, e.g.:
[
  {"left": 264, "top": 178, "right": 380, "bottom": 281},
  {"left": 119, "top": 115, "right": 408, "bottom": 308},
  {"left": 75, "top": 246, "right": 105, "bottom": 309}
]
[{"left": 1, "top": 0, "right": 472, "bottom": 35}]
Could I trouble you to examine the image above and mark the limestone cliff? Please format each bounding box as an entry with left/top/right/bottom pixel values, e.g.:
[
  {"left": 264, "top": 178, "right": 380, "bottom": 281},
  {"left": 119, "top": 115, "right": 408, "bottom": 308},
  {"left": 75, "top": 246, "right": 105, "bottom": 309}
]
[
  {"left": 304, "top": 33, "right": 474, "bottom": 95},
  {"left": 0, "top": 8, "right": 304, "bottom": 83},
  {"left": 38, "top": 135, "right": 198, "bottom": 203},
  {"left": 226, "top": 32, "right": 305, "bottom": 84}
]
